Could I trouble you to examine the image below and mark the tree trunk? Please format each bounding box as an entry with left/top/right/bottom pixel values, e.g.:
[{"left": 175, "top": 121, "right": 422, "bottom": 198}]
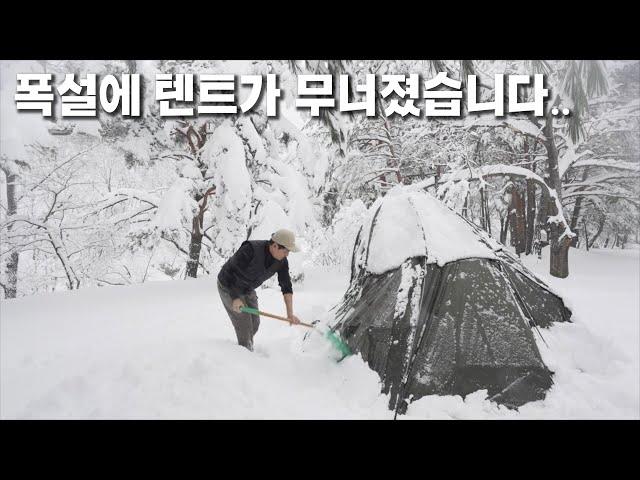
[
  {"left": 509, "top": 183, "right": 526, "bottom": 255},
  {"left": 185, "top": 187, "right": 215, "bottom": 278},
  {"left": 549, "top": 229, "right": 571, "bottom": 277},
  {"left": 583, "top": 220, "right": 590, "bottom": 251},
  {"left": 523, "top": 139, "right": 536, "bottom": 255},
  {"left": 48, "top": 229, "right": 79, "bottom": 290},
  {"left": 569, "top": 206, "right": 581, "bottom": 247},
  {"left": 500, "top": 214, "right": 510, "bottom": 245},
  {"left": 543, "top": 111, "right": 571, "bottom": 278},
  {"left": 375, "top": 93, "right": 402, "bottom": 185},
  {"left": 479, "top": 186, "right": 492, "bottom": 235},
  {"left": 186, "top": 216, "right": 204, "bottom": 278},
  {"left": 538, "top": 180, "right": 571, "bottom": 277},
  {"left": 479, "top": 187, "right": 486, "bottom": 231},
  {"left": 462, "top": 192, "right": 469, "bottom": 218},
  {"left": 485, "top": 189, "right": 491, "bottom": 236},
  {"left": 547, "top": 192, "right": 572, "bottom": 278},
  {"left": 570, "top": 168, "right": 591, "bottom": 232},
  {"left": 534, "top": 185, "right": 550, "bottom": 258},
  {"left": 2, "top": 170, "right": 18, "bottom": 298},
  {"left": 175, "top": 124, "right": 214, "bottom": 279},
  {"left": 569, "top": 167, "right": 592, "bottom": 248},
  {"left": 526, "top": 179, "right": 536, "bottom": 255},
  {"left": 588, "top": 215, "right": 605, "bottom": 249}
]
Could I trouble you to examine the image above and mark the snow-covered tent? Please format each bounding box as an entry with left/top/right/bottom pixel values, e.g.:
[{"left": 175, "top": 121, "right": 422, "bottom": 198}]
[{"left": 331, "top": 188, "right": 572, "bottom": 415}]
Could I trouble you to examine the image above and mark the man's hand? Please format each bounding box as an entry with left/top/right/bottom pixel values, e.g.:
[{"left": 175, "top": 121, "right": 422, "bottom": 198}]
[
  {"left": 232, "top": 298, "right": 246, "bottom": 313},
  {"left": 287, "top": 314, "right": 301, "bottom": 326}
]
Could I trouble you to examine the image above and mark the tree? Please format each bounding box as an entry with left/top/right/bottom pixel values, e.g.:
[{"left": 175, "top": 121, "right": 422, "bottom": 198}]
[{"left": 1, "top": 61, "right": 56, "bottom": 297}]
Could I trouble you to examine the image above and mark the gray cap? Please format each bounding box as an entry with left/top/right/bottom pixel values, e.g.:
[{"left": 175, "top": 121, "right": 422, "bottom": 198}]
[{"left": 271, "top": 229, "right": 300, "bottom": 252}]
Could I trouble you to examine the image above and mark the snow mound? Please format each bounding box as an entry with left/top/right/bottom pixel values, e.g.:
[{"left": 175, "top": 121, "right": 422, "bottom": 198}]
[{"left": 358, "top": 188, "right": 498, "bottom": 274}]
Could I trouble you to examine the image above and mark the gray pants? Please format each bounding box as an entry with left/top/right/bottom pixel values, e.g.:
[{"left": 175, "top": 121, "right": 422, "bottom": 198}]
[{"left": 217, "top": 280, "right": 260, "bottom": 351}]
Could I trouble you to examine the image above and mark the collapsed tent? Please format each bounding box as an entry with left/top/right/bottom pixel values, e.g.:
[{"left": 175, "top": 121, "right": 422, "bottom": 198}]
[{"left": 330, "top": 188, "right": 572, "bottom": 415}]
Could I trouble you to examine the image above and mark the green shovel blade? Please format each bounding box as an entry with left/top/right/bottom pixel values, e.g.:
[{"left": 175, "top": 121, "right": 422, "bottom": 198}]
[{"left": 324, "top": 329, "right": 352, "bottom": 360}]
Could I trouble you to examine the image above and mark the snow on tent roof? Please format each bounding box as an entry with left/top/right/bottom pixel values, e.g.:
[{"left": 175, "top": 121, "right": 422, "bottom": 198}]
[{"left": 359, "top": 189, "right": 500, "bottom": 274}]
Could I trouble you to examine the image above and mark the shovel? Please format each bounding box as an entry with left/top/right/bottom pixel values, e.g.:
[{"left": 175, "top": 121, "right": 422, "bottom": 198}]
[{"left": 239, "top": 306, "right": 351, "bottom": 359}]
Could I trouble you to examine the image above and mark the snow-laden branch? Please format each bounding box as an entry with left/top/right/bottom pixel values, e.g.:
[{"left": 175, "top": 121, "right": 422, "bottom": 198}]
[
  {"left": 109, "top": 189, "right": 160, "bottom": 207},
  {"left": 159, "top": 232, "right": 209, "bottom": 275},
  {"left": 562, "top": 190, "right": 640, "bottom": 207},
  {"left": 0, "top": 238, "right": 51, "bottom": 257},
  {"left": 463, "top": 116, "right": 546, "bottom": 143},
  {"left": 83, "top": 189, "right": 161, "bottom": 220},
  {"left": 564, "top": 172, "right": 640, "bottom": 189},
  {"left": 558, "top": 148, "right": 594, "bottom": 178},
  {"left": 571, "top": 159, "right": 640, "bottom": 172},
  {"left": 111, "top": 206, "right": 156, "bottom": 226},
  {"left": 26, "top": 143, "right": 102, "bottom": 194},
  {"left": 0, "top": 216, "right": 80, "bottom": 289},
  {"left": 410, "top": 164, "right": 576, "bottom": 240},
  {"left": 152, "top": 151, "right": 196, "bottom": 162}
]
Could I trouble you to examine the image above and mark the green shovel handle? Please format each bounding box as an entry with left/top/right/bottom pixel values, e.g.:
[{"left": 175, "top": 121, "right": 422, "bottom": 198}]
[
  {"left": 240, "top": 306, "right": 314, "bottom": 328},
  {"left": 240, "top": 306, "right": 260, "bottom": 316}
]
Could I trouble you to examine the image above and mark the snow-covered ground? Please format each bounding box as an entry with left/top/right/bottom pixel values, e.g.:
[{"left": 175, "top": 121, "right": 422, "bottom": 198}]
[{"left": 1, "top": 247, "right": 638, "bottom": 419}]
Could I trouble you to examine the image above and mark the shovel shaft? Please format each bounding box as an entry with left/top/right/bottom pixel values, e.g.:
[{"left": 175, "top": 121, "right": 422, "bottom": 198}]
[
  {"left": 240, "top": 306, "right": 314, "bottom": 328},
  {"left": 240, "top": 307, "right": 351, "bottom": 359}
]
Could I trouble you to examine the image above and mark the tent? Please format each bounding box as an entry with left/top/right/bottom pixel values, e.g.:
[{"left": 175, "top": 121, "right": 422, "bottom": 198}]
[{"left": 331, "top": 188, "right": 572, "bottom": 415}]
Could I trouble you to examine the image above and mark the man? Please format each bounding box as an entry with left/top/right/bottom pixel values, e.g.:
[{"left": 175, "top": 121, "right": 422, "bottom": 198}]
[{"left": 217, "top": 229, "right": 301, "bottom": 351}]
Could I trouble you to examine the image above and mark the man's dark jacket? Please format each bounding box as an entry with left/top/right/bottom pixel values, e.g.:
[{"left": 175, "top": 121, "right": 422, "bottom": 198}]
[{"left": 218, "top": 240, "right": 293, "bottom": 300}]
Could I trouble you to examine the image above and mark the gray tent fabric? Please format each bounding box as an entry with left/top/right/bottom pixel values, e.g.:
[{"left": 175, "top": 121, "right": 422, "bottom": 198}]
[{"left": 331, "top": 192, "right": 572, "bottom": 415}]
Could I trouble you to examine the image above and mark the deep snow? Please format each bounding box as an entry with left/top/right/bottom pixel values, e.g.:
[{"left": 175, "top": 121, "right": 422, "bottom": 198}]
[{"left": 1, "top": 247, "right": 638, "bottom": 419}]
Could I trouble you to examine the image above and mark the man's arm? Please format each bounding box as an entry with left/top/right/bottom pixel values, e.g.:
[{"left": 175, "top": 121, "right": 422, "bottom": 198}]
[
  {"left": 282, "top": 293, "right": 300, "bottom": 325},
  {"left": 283, "top": 293, "right": 294, "bottom": 317},
  {"left": 278, "top": 261, "right": 300, "bottom": 324}
]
